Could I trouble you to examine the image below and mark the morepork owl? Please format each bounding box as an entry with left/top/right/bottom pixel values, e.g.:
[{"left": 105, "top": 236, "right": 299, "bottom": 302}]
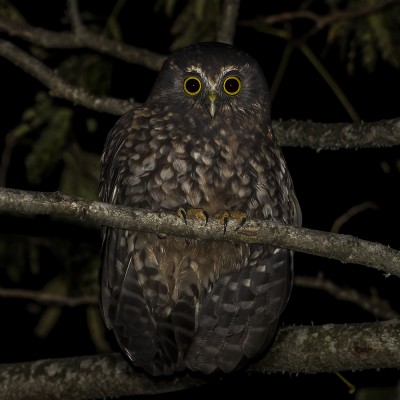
[{"left": 100, "top": 42, "right": 301, "bottom": 376}]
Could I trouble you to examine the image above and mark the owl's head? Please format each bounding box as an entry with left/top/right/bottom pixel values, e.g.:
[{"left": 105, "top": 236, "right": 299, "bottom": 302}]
[{"left": 148, "top": 42, "right": 271, "bottom": 124}]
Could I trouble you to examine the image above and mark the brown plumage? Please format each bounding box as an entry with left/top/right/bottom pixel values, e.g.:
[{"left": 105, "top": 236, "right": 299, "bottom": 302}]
[{"left": 99, "top": 42, "right": 301, "bottom": 376}]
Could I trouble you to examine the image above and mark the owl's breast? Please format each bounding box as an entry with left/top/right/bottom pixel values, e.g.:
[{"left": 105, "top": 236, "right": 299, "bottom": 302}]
[
  {"left": 120, "top": 108, "right": 294, "bottom": 222},
  {"left": 161, "top": 125, "right": 262, "bottom": 215}
]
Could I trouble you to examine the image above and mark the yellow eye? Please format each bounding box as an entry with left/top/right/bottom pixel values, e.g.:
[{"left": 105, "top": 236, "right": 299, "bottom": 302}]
[
  {"left": 183, "top": 76, "right": 202, "bottom": 95},
  {"left": 223, "top": 76, "right": 241, "bottom": 95}
]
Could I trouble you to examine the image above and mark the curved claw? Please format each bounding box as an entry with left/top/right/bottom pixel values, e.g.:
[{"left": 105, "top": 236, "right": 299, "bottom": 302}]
[
  {"left": 177, "top": 207, "right": 208, "bottom": 226},
  {"left": 177, "top": 207, "right": 187, "bottom": 225},
  {"left": 214, "top": 210, "right": 247, "bottom": 234}
]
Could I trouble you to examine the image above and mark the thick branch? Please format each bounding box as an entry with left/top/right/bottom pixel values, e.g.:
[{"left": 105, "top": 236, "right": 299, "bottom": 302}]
[
  {"left": 1, "top": 25, "right": 400, "bottom": 148},
  {"left": 0, "top": 39, "right": 132, "bottom": 115},
  {"left": 0, "top": 16, "right": 166, "bottom": 71},
  {"left": 272, "top": 118, "right": 400, "bottom": 149},
  {"left": 0, "top": 321, "right": 399, "bottom": 399},
  {"left": 250, "top": 320, "right": 400, "bottom": 374},
  {"left": 0, "top": 187, "right": 399, "bottom": 278}
]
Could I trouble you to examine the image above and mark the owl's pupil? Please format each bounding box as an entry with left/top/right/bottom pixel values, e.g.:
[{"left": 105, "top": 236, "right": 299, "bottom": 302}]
[
  {"left": 225, "top": 78, "right": 240, "bottom": 94},
  {"left": 186, "top": 78, "right": 200, "bottom": 93}
]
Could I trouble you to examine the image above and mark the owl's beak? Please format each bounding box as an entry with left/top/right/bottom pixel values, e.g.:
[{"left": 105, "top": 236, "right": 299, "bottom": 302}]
[{"left": 208, "top": 91, "right": 217, "bottom": 118}]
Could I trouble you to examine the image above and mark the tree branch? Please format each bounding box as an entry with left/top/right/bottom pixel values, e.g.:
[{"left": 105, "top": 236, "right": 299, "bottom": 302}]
[
  {"left": 0, "top": 16, "right": 166, "bottom": 71},
  {"left": 295, "top": 274, "right": 399, "bottom": 320},
  {"left": 66, "top": 0, "right": 84, "bottom": 33},
  {"left": 1, "top": 17, "right": 400, "bottom": 148},
  {"left": 250, "top": 320, "right": 400, "bottom": 374},
  {"left": 250, "top": 0, "right": 399, "bottom": 33},
  {"left": 0, "top": 287, "right": 97, "bottom": 307},
  {"left": 272, "top": 118, "right": 400, "bottom": 149},
  {"left": 0, "top": 187, "right": 399, "bottom": 278},
  {"left": 0, "top": 39, "right": 132, "bottom": 115},
  {"left": 0, "top": 321, "right": 399, "bottom": 399},
  {"left": 216, "top": 0, "right": 241, "bottom": 44},
  {"left": 330, "top": 201, "right": 379, "bottom": 233}
]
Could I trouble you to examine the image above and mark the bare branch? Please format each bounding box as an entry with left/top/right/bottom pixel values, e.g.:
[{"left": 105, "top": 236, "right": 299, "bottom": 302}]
[
  {"left": 217, "top": 0, "right": 241, "bottom": 44},
  {"left": 0, "top": 321, "right": 399, "bottom": 399},
  {"left": 331, "top": 201, "right": 379, "bottom": 233},
  {"left": 251, "top": 0, "right": 399, "bottom": 33},
  {"left": 295, "top": 274, "right": 399, "bottom": 320},
  {"left": 0, "top": 16, "right": 166, "bottom": 71},
  {"left": 66, "top": 0, "right": 84, "bottom": 33},
  {"left": 0, "top": 128, "right": 18, "bottom": 186},
  {"left": 0, "top": 187, "right": 399, "bottom": 278},
  {"left": 0, "top": 287, "right": 97, "bottom": 307},
  {"left": 1, "top": 19, "right": 400, "bottom": 148},
  {"left": 251, "top": 320, "right": 400, "bottom": 374},
  {"left": 0, "top": 39, "right": 132, "bottom": 115},
  {"left": 272, "top": 118, "right": 400, "bottom": 149}
]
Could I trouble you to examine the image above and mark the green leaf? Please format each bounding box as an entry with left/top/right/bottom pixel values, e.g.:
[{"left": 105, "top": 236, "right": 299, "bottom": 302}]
[
  {"left": 169, "top": 0, "right": 222, "bottom": 50},
  {"left": 59, "top": 146, "right": 100, "bottom": 200},
  {"left": 25, "top": 107, "right": 73, "bottom": 185}
]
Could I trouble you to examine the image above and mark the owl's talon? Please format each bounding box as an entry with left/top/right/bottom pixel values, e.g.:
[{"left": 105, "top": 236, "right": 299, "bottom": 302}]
[
  {"left": 177, "top": 207, "right": 187, "bottom": 225},
  {"left": 214, "top": 210, "right": 247, "bottom": 234},
  {"left": 177, "top": 208, "right": 208, "bottom": 226}
]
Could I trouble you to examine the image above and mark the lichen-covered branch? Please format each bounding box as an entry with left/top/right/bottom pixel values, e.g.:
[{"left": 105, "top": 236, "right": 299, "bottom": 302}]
[
  {"left": 0, "top": 353, "right": 206, "bottom": 399},
  {"left": 272, "top": 118, "right": 400, "bottom": 149},
  {"left": 0, "top": 321, "right": 399, "bottom": 399},
  {"left": 1, "top": 19, "right": 400, "bottom": 147},
  {"left": 250, "top": 320, "right": 400, "bottom": 374},
  {"left": 1, "top": 187, "right": 399, "bottom": 278}
]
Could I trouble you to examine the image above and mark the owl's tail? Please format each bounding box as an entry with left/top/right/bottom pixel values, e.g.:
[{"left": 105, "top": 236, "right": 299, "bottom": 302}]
[{"left": 184, "top": 247, "right": 292, "bottom": 374}]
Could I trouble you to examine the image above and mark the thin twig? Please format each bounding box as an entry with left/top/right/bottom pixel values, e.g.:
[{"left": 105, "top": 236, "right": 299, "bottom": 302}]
[
  {"left": 295, "top": 274, "right": 399, "bottom": 320},
  {"left": 0, "top": 128, "right": 18, "bottom": 186},
  {"left": 0, "top": 287, "right": 97, "bottom": 307},
  {"left": 252, "top": 0, "right": 399, "bottom": 34},
  {"left": 0, "top": 188, "right": 400, "bottom": 278},
  {"left": 299, "top": 43, "right": 360, "bottom": 122},
  {"left": 331, "top": 201, "right": 379, "bottom": 233}
]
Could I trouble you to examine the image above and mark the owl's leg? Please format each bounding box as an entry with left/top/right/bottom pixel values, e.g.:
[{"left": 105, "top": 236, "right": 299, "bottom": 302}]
[{"left": 214, "top": 210, "right": 247, "bottom": 234}]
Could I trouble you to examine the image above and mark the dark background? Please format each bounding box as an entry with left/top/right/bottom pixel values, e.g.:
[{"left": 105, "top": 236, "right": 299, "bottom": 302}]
[{"left": 1, "top": 1, "right": 399, "bottom": 399}]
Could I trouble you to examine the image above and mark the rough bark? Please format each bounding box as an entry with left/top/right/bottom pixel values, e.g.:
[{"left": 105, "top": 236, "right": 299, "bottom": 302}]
[
  {"left": 0, "top": 321, "right": 399, "bottom": 399},
  {"left": 0, "top": 187, "right": 400, "bottom": 278}
]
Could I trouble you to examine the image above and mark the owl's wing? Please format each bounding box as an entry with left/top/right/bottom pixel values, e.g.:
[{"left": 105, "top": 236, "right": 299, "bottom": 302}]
[
  {"left": 185, "top": 246, "right": 292, "bottom": 374},
  {"left": 102, "top": 229, "right": 204, "bottom": 375},
  {"left": 100, "top": 109, "right": 198, "bottom": 375}
]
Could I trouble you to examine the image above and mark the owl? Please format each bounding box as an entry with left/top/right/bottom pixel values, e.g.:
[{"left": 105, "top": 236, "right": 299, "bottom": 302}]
[{"left": 100, "top": 42, "right": 301, "bottom": 376}]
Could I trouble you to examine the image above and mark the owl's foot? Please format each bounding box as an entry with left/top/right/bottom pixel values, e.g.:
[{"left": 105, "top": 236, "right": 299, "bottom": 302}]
[
  {"left": 177, "top": 207, "right": 209, "bottom": 226},
  {"left": 214, "top": 210, "right": 247, "bottom": 234}
]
